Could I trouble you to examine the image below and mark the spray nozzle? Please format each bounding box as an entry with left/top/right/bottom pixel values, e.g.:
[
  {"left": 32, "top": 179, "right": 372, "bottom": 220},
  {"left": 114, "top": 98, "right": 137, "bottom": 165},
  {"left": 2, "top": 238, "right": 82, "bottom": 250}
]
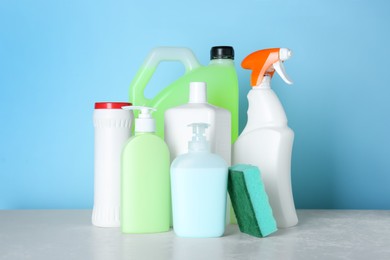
[
  {"left": 122, "top": 105, "right": 156, "bottom": 132},
  {"left": 242, "top": 48, "right": 293, "bottom": 87},
  {"left": 188, "top": 123, "right": 210, "bottom": 152}
]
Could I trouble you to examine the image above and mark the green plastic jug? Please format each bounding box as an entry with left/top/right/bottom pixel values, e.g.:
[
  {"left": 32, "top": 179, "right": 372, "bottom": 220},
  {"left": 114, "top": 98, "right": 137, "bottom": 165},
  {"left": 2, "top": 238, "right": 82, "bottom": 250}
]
[{"left": 129, "top": 46, "right": 239, "bottom": 143}]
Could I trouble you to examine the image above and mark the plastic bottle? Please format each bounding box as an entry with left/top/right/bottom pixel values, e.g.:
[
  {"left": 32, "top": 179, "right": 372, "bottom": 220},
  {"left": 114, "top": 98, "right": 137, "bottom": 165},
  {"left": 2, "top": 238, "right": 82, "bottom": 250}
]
[
  {"left": 92, "top": 102, "right": 133, "bottom": 227},
  {"left": 171, "top": 123, "right": 228, "bottom": 238},
  {"left": 121, "top": 106, "right": 170, "bottom": 233},
  {"left": 165, "top": 82, "right": 232, "bottom": 224},
  {"left": 164, "top": 81, "right": 231, "bottom": 164},
  {"left": 129, "top": 46, "right": 238, "bottom": 143},
  {"left": 233, "top": 48, "right": 298, "bottom": 228}
]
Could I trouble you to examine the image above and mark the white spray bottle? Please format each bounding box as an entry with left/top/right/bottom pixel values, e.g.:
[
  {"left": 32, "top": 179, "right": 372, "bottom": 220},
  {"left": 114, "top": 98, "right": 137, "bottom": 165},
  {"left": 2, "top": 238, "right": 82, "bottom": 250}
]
[{"left": 233, "top": 48, "right": 298, "bottom": 228}]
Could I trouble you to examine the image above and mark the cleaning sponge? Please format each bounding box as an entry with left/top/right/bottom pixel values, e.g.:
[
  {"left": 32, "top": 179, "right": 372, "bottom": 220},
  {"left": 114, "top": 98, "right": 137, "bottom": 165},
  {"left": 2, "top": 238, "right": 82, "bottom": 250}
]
[{"left": 228, "top": 164, "right": 277, "bottom": 237}]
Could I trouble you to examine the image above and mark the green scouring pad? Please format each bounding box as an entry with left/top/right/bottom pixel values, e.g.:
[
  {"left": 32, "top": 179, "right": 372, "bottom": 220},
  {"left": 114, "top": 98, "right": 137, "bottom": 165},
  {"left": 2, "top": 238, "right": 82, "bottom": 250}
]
[{"left": 228, "top": 164, "right": 277, "bottom": 237}]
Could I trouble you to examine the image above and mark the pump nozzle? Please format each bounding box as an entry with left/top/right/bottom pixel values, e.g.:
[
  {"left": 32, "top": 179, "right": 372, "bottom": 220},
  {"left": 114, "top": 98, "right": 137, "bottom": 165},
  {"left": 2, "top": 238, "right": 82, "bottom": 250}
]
[
  {"left": 188, "top": 123, "right": 210, "bottom": 152},
  {"left": 242, "top": 48, "right": 293, "bottom": 87},
  {"left": 122, "top": 105, "right": 156, "bottom": 117},
  {"left": 122, "top": 105, "right": 156, "bottom": 132}
]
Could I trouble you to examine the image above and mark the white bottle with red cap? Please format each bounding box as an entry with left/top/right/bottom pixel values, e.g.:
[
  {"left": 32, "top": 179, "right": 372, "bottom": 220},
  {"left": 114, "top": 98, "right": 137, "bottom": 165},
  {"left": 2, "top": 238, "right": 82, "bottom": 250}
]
[{"left": 92, "top": 102, "right": 133, "bottom": 227}]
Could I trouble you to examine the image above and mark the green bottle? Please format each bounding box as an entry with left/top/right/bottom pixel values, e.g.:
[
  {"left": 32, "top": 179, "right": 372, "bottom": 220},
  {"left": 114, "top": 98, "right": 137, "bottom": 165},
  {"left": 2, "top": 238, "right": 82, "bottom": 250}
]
[
  {"left": 121, "top": 106, "right": 170, "bottom": 233},
  {"left": 129, "top": 46, "right": 239, "bottom": 143}
]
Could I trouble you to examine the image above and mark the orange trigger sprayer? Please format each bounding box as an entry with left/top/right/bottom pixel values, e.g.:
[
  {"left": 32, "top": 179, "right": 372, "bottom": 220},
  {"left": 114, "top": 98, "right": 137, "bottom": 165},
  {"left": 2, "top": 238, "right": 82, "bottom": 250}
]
[{"left": 242, "top": 48, "right": 293, "bottom": 87}]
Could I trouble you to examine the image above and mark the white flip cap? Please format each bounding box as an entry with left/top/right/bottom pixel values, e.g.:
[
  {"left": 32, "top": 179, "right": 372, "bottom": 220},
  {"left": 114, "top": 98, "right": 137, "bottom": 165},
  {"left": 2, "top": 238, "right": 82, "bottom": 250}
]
[{"left": 189, "top": 82, "right": 207, "bottom": 103}]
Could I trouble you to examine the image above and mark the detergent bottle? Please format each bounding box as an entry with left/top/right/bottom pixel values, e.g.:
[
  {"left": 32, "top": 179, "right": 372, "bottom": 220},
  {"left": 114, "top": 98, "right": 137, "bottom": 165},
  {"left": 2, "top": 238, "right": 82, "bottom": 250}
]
[
  {"left": 121, "top": 106, "right": 170, "bottom": 233},
  {"left": 233, "top": 48, "right": 298, "bottom": 228},
  {"left": 164, "top": 81, "right": 231, "bottom": 164},
  {"left": 165, "top": 82, "right": 231, "bottom": 224},
  {"left": 129, "top": 46, "right": 238, "bottom": 142}
]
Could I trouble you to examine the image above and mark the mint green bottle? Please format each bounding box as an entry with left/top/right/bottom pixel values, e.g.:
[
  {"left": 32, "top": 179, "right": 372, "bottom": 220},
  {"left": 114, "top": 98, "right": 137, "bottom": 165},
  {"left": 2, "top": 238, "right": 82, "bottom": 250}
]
[
  {"left": 121, "top": 106, "right": 170, "bottom": 233},
  {"left": 129, "top": 46, "right": 239, "bottom": 143}
]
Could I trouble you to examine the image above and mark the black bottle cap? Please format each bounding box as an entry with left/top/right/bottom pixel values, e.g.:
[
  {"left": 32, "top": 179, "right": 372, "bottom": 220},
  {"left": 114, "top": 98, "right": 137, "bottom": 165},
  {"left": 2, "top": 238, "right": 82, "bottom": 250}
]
[{"left": 210, "top": 46, "right": 234, "bottom": 60}]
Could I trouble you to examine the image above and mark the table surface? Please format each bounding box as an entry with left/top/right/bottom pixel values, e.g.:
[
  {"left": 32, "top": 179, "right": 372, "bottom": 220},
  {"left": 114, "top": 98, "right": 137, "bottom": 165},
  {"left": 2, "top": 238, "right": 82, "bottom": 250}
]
[{"left": 0, "top": 210, "right": 389, "bottom": 260}]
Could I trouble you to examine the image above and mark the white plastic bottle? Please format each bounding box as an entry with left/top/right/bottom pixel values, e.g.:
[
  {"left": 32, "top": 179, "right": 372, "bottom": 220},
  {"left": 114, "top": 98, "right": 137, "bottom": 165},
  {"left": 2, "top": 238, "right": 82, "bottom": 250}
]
[
  {"left": 233, "top": 48, "right": 298, "bottom": 228},
  {"left": 171, "top": 123, "right": 228, "bottom": 238},
  {"left": 92, "top": 102, "right": 133, "bottom": 227},
  {"left": 164, "top": 81, "right": 231, "bottom": 164},
  {"left": 165, "top": 82, "right": 232, "bottom": 224}
]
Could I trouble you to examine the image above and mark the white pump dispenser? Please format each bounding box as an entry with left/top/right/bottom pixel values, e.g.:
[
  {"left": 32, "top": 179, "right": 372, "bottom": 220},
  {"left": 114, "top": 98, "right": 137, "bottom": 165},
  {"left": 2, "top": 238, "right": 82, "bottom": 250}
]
[
  {"left": 188, "top": 123, "right": 210, "bottom": 152},
  {"left": 233, "top": 48, "right": 298, "bottom": 228},
  {"left": 122, "top": 106, "right": 156, "bottom": 133}
]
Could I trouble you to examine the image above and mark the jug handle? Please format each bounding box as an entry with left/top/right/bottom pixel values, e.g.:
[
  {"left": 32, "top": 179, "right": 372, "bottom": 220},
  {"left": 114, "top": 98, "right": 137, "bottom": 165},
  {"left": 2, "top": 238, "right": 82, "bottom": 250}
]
[{"left": 130, "top": 47, "right": 201, "bottom": 104}]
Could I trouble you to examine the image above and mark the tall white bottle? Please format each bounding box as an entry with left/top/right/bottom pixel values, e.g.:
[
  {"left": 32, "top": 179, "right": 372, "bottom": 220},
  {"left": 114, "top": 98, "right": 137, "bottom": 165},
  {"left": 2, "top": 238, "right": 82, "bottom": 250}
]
[
  {"left": 165, "top": 82, "right": 231, "bottom": 223},
  {"left": 164, "top": 81, "right": 231, "bottom": 164},
  {"left": 92, "top": 102, "right": 133, "bottom": 227},
  {"left": 233, "top": 48, "right": 298, "bottom": 228}
]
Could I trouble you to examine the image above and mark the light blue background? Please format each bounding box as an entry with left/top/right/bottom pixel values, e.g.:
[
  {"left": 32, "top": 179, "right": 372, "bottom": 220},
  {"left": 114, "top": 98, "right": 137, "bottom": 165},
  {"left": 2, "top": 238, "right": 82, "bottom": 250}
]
[{"left": 1, "top": 0, "right": 389, "bottom": 209}]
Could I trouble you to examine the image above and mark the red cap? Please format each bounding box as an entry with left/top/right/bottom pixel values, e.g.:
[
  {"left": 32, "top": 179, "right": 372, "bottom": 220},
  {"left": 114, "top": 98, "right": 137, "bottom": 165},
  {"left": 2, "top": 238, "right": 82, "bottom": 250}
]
[{"left": 94, "top": 102, "right": 132, "bottom": 109}]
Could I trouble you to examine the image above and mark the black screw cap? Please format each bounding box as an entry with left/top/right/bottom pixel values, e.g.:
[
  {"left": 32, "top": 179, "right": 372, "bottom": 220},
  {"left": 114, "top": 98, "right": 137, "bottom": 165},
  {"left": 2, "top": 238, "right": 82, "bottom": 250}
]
[{"left": 210, "top": 46, "right": 234, "bottom": 60}]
